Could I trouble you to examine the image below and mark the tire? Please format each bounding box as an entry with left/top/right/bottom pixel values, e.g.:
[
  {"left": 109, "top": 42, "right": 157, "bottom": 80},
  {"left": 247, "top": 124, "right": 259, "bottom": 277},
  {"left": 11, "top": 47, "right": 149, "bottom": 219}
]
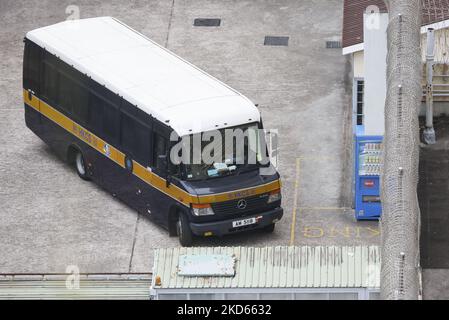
[
  {"left": 75, "top": 150, "right": 90, "bottom": 181},
  {"left": 177, "top": 213, "right": 193, "bottom": 247},
  {"left": 263, "top": 223, "right": 276, "bottom": 233}
]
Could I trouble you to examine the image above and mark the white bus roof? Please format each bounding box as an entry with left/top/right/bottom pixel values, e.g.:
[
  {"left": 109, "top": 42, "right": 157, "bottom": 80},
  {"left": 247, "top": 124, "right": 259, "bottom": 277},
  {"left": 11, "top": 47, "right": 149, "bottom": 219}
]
[{"left": 26, "top": 17, "right": 260, "bottom": 136}]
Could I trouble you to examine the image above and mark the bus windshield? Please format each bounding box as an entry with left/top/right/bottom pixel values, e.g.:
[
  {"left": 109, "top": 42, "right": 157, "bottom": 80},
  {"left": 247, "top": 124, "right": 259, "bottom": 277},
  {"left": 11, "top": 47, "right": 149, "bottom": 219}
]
[{"left": 178, "top": 123, "right": 269, "bottom": 181}]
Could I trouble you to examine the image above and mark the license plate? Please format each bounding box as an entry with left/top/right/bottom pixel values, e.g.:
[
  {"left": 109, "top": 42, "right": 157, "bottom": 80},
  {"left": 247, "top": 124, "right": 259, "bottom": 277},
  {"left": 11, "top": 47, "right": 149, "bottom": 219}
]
[{"left": 232, "top": 217, "right": 257, "bottom": 228}]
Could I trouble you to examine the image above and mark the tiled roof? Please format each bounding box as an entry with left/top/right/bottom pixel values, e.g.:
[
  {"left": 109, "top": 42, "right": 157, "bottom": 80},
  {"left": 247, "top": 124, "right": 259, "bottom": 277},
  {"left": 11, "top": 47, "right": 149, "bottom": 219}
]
[
  {"left": 343, "top": 0, "right": 449, "bottom": 49},
  {"left": 422, "top": 0, "right": 449, "bottom": 25}
]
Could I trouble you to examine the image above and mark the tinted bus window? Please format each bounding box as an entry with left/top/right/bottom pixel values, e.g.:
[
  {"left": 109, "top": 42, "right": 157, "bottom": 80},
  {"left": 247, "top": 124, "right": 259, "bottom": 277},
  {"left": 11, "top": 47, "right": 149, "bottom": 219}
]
[
  {"left": 59, "top": 73, "right": 88, "bottom": 124},
  {"left": 58, "top": 74, "right": 72, "bottom": 114},
  {"left": 23, "top": 41, "right": 41, "bottom": 93},
  {"left": 121, "top": 113, "right": 151, "bottom": 165},
  {"left": 88, "top": 93, "right": 104, "bottom": 134},
  {"left": 87, "top": 91, "right": 120, "bottom": 145},
  {"left": 42, "top": 61, "right": 59, "bottom": 105},
  {"left": 103, "top": 103, "right": 120, "bottom": 144},
  {"left": 71, "top": 81, "right": 89, "bottom": 125},
  {"left": 153, "top": 133, "right": 167, "bottom": 171}
]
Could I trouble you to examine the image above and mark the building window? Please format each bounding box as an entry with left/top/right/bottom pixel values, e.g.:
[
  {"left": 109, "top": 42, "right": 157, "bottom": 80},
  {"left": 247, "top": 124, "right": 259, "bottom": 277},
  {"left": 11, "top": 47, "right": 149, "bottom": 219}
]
[{"left": 356, "top": 80, "right": 364, "bottom": 126}]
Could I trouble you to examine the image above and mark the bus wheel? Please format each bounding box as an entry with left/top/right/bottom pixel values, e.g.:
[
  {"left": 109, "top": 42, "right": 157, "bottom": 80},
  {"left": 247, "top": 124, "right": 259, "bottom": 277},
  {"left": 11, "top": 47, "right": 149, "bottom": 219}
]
[
  {"left": 75, "top": 150, "right": 90, "bottom": 181},
  {"left": 177, "top": 213, "right": 193, "bottom": 247}
]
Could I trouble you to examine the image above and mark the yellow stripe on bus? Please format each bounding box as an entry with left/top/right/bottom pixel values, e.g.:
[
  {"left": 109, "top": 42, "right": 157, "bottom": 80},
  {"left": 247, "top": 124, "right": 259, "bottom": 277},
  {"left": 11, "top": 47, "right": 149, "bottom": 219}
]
[
  {"left": 39, "top": 99, "right": 126, "bottom": 169},
  {"left": 23, "top": 90, "right": 40, "bottom": 111},
  {"left": 196, "top": 180, "right": 281, "bottom": 204},
  {"left": 132, "top": 161, "right": 195, "bottom": 206},
  {"left": 24, "top": 89, "right": 281, "bottom": 207}
]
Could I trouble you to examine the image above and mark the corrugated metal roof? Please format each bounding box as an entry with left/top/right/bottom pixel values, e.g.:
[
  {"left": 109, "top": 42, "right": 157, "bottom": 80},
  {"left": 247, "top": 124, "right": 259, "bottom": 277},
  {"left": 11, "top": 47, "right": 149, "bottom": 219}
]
[
  {"left": 151, "top": 246, "right": 381, "bottom": 290},
  {"left": 0, "top": 274, "right": 151, "bottom": 300}
]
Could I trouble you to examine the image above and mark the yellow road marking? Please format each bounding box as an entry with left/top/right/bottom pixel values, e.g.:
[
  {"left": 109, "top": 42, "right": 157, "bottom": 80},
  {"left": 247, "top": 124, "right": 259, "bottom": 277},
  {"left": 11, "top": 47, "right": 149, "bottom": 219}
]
[
  {"left": 289, "top": 155, "right": 353, "bottom": 245},
  {"left": 289, "top": 157, "right": 301, "bottom": 246}
]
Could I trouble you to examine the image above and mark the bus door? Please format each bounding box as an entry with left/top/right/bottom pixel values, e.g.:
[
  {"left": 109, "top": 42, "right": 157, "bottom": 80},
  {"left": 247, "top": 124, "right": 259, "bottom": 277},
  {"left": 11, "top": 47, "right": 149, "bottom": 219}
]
[
  {"left": 87, "top": 87, "right": 122, "bottom": 195},
  {"left": 146, "top": 124, "right": 174, "bottom": 223},
  {"left": 117, "top": 101, "right": 153, "bottom": 214}
]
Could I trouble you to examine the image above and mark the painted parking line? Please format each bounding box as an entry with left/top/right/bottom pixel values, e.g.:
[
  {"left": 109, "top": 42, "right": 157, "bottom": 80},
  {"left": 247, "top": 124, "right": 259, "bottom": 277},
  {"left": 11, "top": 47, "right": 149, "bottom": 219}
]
[
  {"left": 288, "top": 156, "right": 353, "bottom": 246},
  {"left": 300, "top": 225, "right": 380, "bottom": 239},
  {"left": 289, "top": 158, "right": 301, "bottom": 246}
]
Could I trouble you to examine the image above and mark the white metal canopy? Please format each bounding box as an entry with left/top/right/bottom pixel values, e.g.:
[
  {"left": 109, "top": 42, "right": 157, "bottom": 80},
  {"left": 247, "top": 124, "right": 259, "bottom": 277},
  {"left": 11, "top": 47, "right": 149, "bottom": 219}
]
[
  {"left": 151, "top": 246, "right": 381, "bottom": 290},
  {"left": 26, "top": 17, "right": 260, "bottom": 136}
]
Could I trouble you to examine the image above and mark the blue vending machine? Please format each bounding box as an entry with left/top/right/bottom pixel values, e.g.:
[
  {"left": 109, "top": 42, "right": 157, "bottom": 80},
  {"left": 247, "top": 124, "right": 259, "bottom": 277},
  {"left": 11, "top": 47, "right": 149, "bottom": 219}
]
[{"left": 355, "top": 135, "right": 383, "bottom": 220}]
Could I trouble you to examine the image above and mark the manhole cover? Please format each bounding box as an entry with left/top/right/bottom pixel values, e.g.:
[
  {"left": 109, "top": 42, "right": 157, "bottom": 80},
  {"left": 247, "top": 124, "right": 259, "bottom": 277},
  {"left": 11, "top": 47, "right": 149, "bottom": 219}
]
[
  {"left": 194, "top": 18, "right": 221, "bottom": 27},
  {"left": 264, "top": 36, "right": 289, "bottom": 46}
]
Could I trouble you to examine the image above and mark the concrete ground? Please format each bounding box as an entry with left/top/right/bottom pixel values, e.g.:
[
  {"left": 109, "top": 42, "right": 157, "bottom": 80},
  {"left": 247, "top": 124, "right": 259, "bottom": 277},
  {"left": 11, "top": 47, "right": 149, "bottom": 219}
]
[
  {"left": 419, "top": 117, "right": 449, "bottom": 299},
  {"left": 422, "top": 269, "right": 449, "bottom": 300},
  {"left": 0, "top": 0, "right": 379, "bottom": 274}
]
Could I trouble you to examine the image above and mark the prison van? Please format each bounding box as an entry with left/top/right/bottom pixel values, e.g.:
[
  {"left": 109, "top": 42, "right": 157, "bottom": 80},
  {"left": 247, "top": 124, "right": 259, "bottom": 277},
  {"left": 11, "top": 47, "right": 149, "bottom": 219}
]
[{"left": 23, "top": 17, "right": 283, "bottom": 246}]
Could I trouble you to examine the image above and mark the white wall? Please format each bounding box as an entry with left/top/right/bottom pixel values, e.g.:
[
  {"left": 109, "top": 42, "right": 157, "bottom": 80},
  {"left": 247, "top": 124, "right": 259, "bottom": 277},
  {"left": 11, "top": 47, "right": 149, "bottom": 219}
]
[
  {"left": 353, "top": 51, "right": 364, "bottom": 79},
  {"left": 363, "top": 13, "right": 389, "bottom": 136}
]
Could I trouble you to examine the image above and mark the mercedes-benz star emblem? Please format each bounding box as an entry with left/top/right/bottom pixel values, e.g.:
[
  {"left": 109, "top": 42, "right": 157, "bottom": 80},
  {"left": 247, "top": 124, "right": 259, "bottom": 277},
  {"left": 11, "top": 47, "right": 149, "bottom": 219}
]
[{"left": 237, "top": 199, "right": 247, "bottom": 210}]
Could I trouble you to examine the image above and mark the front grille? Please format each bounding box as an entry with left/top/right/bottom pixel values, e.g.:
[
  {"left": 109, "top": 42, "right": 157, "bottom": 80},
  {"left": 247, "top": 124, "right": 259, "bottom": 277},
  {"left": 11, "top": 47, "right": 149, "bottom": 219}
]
[{"left": 212, "top": 194, "right": 270, "bottom": 216}]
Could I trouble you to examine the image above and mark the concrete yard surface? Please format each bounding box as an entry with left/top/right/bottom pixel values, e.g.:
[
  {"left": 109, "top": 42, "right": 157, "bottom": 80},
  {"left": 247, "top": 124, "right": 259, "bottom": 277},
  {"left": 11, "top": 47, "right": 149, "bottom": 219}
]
[
  {"left": 422, "top": 269, "right": 449, "bottom": 300},
  {"left": 419, "top": 116, "right": 449, "bottom": 299},
  {"left": 0, "top": 0, "right": 378, "bottom": 274}
]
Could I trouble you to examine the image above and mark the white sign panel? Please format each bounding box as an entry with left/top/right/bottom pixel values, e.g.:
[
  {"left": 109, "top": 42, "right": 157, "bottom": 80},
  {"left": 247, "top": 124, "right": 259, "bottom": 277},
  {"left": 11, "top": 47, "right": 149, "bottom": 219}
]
[{"left": 178, "top": 254, "right": 236, "bottom": 277}]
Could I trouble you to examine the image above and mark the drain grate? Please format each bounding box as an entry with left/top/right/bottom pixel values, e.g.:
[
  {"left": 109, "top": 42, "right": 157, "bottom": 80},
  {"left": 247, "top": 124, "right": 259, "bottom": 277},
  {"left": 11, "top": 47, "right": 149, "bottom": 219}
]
[
  {"left": 194, "top": 18, "right": 221, "bottom": 27},
  {"left": 264, "top": 36, "right": 289, "bottom": 46},
  {"left": 326, "top": 41, "right": 342, "bottom": 49}
]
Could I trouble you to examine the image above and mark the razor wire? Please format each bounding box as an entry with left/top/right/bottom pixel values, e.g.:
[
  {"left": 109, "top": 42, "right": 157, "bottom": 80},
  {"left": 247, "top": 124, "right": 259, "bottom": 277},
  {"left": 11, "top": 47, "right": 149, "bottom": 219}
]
[{"left": 381, "top": 0, "right": 423, "bottom": 300}]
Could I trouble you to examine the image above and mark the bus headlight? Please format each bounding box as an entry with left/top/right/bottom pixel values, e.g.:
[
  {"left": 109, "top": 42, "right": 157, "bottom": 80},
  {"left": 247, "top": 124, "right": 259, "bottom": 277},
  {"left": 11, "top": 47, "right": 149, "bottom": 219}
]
[
  {"left": 267, "top": 189, "right": 281, "bottom": 204},
  {"left": 192, "top": 203, "right": 215, "bottom": 216}
]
